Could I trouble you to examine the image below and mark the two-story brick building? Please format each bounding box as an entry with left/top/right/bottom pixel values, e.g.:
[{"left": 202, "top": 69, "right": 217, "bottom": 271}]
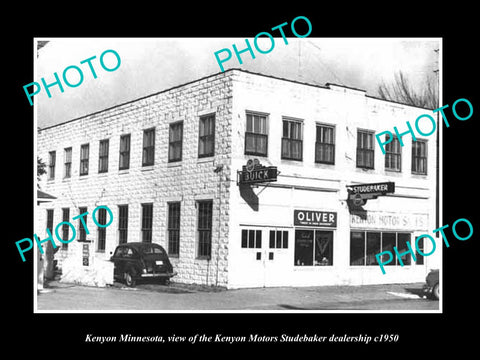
[{"left": 36, "top": 68, "right": 439, "bottom": 289}]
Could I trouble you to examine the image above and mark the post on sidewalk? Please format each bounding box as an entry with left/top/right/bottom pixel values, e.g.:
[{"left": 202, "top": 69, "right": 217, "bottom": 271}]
[{"left": 37, "top": 246, "right": 44, "bottom": 291}]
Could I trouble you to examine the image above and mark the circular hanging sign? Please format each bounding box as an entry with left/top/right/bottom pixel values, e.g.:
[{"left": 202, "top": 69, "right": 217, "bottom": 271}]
[{"left": 353, "top": 193, "right": 364, "bottom": 206}]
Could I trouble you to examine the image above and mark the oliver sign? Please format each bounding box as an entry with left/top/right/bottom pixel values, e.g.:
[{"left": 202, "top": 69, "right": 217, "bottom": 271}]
[{"left": 294, "top": 210, "right": 337, "bottom": 228}]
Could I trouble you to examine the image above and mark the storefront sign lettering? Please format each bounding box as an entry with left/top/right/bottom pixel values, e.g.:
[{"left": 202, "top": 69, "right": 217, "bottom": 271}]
[
  {"left": 294, "top": 210, "right": 337, "bottom": 227},
  {"left": 348, "top": 182, "right": 394, "bottom": 195},
  {"left": 350, "top": 212, "right": 427, "bottom": 230},
  {"left": 237, "top": 158, "right": 278, "bottom": 185}
]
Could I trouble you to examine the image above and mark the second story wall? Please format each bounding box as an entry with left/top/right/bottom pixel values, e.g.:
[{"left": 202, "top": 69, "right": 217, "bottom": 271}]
[{"left": 230, "top": 70, "right": 436, "bottom": 193}]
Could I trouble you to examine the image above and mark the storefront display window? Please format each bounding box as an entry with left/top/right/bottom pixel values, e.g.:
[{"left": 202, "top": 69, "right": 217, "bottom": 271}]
[
  {"left": 350, "top": 231, "right": 412, "bottom": 266},
  {"left": 366, "top": 232, "right": 381, "bottom": 265},
  {"left": 294, "top": 229, "right": 333, "bottom": 266},
  {"left": 397, "top": 233, "right": 412, "bottom": 265}
]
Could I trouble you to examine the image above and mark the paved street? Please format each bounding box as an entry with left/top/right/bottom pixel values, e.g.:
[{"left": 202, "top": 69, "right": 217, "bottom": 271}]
[{"left": 37, "top": 281, "right": 439, "bottom": 311}]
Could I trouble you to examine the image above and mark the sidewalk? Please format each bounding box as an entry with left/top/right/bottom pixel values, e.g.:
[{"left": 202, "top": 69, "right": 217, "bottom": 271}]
[{"left": 36, "top": 281, "right": 438, "bottom": 311}]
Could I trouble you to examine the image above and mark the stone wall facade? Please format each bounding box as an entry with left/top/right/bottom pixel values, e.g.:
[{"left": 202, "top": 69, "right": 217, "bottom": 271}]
[{"left": 37, "top": 71, "right": 234, "bottom": 287}]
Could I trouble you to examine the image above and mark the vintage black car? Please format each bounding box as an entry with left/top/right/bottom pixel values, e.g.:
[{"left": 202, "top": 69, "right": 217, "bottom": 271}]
[
  {"left": 110, "top": 242, "right": 177, "bottom": 287},
  {"left": 423, "top": 269, "right": 439, "bottom": 300}
]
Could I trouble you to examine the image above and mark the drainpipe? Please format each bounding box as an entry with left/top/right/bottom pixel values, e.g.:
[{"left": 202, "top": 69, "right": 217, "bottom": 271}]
[{"left": 214, "top": 164, "right": 224, "bottom": 287}]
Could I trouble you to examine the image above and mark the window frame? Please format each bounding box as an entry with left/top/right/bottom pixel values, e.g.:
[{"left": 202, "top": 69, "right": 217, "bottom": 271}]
[
  {"left": 169, "top": 121, "right": 184, "bottom": 163},
  {"left": 241, "top": 229, "right": 263, "bottom": 249},
  {"left": 96, "top": 207, "right": 107, "bottom": 252},
  {"left": 269, "top": 230, "right": 289, "bottom": 249},
  {"left": 46, "top": 209, "right": 54, "bottom": 233},
  {"left": 78, "top": 207, "right": 88, "bottom": 242},
  {"left": 356, "top": 129, "right": 375, "bottom": 169},
  {"left": 412, "top": 139, "right": 428, "bottom": 175},
  {"left": 142, "top": 128, "right": 155, "bottom": 167},
  {"left": 63, "top": 147, "right": 72, "bottom": 179},
  {"left": 61, "top": 208, "right": 70, "bottom": 249},
  {"left": 119, "top": 134, "right": 131, "bottom": 170},
  {"left": 281, "top": 118, "right": 303, "bottom": 161},
  {"left": 167, "top": 202, "right": 181, "bottom": 256},
  {"left": 80, "top": 144, "right": 89, "bottom": 176},
  {"left": 98, "top": 139, "right": 109, "bottom": 174},
  {"left": 198, "top": 114, "right": 215, "bottom": 158},
  {"left": 315, "top": 123, "right": 335, "bottom": 165},
  {"left": 350, "top": 231, "right": 413, "bottom": 267},
  {"left": 294, "top": 229, "right": 334, "bottom": 266},
  {"left": 48, "top": 151, "right": 56, "bottom": 180},
  {"left": 385, "top": 135, "right": 402, "bottom": 172},
  {"left": 245, "top": 112, "right": 268, "bottom": 157},
  {"left": 141, "top": 203, "right": 153, "bottom": 243},
  {"left": 196, "top": 200, "right": 213, "bottom": 259},
  {"left": 118, "top": 204, "right": 128, "bottom": 244}
]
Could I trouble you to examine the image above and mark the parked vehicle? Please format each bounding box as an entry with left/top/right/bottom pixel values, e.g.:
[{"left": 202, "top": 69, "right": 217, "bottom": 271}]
[
  {"left": 110, "top": 242, "right": 177, "bottom": 287},
  {"left": 423, "top": 269, "right": 439, "bottom": 300}
]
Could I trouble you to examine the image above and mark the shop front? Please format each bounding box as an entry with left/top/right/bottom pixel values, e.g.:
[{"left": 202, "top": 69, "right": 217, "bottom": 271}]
[
  {"left": 229, "top": 200, "right": 341, "bottom": 288},
  {"left": 347, "top": 211, "right": 431, "bottom": 285},
  {"left": 229, "top": 200, "right": 433, "bottom": 288}
]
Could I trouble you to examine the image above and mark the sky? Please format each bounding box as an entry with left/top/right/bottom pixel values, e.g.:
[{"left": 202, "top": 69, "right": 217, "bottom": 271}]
[{"left": 35, "top": 38, "right": 440, "bottom": 129}]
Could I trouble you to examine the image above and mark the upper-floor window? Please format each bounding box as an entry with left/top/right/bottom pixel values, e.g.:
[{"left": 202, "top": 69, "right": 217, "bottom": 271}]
[
  {"left": 198, "top": 114, "right": 215, "bottom": 158},
  {"left": 64, "top": 147, "right": 72, "bottom": 178},
  {"left": 412, "top": 139, "right": 427, "bottom": 175},
  {"left": 357, "top": 130, "right": 374, "bottom": 169},
  {"left": 245, "top": 112, "right": 268, "bottom": 156},
  {"left": 119, "top": 134, "right": 130, "bottom": 170},
  {"left": 142, "top": 128, "right": 155, "bottom": 166},
  {"left": 98, "top": 139, "right": 109, "bottom": 173},
  {"left": 281, "top": 118, "right": 303, "bottom": 161},
  {"left": 385, "top": 135, "right": 401, "bottom": 171},
  {"left": 48, "top": 151, "right": 56, "bottom": 180},
  {"left": 315, "top": 124, "right": 335, "bottom": 164},
  {"left": 169, "top": 121, "right": 183, "bottom": 162},
  {"left": 80, "top": 144, "right": 89, "bottom": 176}
]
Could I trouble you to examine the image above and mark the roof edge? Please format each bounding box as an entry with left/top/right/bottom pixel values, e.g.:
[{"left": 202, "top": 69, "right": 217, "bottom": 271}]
[{"left": 38, "top": 68, "right": 434, "bottom": 131}]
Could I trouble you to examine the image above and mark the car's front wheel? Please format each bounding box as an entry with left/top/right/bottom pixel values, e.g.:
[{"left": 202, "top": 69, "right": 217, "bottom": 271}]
[
  {"left": 124, "top": 270, "right": 136, "bottom": 287},
  {"left": 432, "top": 283, "right": 439, "bottom": 300}
]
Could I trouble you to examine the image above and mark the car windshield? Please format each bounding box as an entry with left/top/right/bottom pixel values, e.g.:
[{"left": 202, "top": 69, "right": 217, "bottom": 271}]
[{"left": 139, "top": 244, "right": 165, "bottom": 255}]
